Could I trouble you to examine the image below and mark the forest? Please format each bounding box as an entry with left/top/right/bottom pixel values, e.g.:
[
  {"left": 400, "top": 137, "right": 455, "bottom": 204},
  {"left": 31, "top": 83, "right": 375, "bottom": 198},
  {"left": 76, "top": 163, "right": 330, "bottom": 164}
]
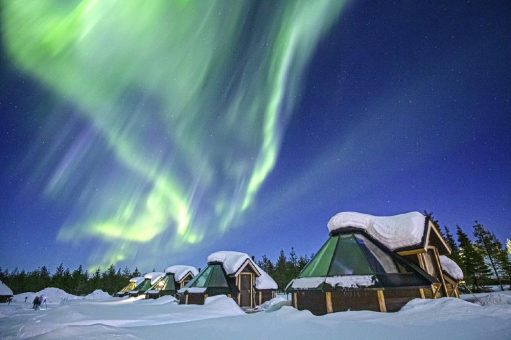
[{"left": 1, "top": 221, "right": 510, "bottom": 295}]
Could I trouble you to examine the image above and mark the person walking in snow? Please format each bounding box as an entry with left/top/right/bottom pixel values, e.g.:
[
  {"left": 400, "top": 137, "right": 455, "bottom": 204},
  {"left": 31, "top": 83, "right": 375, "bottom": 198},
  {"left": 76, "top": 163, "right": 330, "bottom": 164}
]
[
  {"left": 33, "top": 296, "right": 41, "bottom": 310},
  {"left": 25, "top": 296, "right": 28, "bottom": 303},
  {"left": 41, "top": 296, "right": 47, "bottom": 309}
]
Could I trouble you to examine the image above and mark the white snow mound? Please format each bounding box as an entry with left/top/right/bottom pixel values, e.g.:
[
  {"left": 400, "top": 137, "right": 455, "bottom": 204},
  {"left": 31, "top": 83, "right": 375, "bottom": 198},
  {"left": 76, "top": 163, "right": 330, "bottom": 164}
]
[
  {"left": 327, "top": 211, "right": 426, "bottom": 250},
  {"left": 439, "top": 255, "right": 464, "bottom": 280},
  {"left": 85, "top": 289, "right": 112, "bottom": 300}
]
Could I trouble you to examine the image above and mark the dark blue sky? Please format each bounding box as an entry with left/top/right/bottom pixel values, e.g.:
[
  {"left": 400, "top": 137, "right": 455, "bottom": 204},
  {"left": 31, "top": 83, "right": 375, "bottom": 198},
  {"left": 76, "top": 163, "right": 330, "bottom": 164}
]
[{"left": 1, "top": 1, "right": 510, "bottom": 273}]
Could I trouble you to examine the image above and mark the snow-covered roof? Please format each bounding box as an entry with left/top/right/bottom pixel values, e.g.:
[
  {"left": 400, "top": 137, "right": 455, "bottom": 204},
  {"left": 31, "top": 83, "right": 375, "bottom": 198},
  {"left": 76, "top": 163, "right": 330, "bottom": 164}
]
[
  {"left": 327, "top": 211, "right": 426, "bottom": 250},
  {"left": 165, "top": 265, "right": 199, "bottom": 281},
  {"left": 207, "top": 251, "right": 277, "bottom": 290},
  {"left": 0, "top": 280, "right": 13, "bottom": 296},
  {"left": 208, "top": 251, "right": 251, "bottom": 275},
  {"left": 289, "top": 275, "right": 376, "bottom": 290},
  {"left": 129, "top": 277, "right": 144, "bottom": 285},
  {"left": 439, "top": 256, "right": 464, "bottom": 280},
  {"left": 144, "top": 272, "right": 165, "bottom": 284}
]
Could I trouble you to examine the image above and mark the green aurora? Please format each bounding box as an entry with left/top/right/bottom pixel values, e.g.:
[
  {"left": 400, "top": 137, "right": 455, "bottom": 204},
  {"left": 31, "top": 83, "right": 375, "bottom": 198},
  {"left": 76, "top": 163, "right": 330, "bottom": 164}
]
[{"left": 2, "top": 0, "right": 345, "bottom": 268}]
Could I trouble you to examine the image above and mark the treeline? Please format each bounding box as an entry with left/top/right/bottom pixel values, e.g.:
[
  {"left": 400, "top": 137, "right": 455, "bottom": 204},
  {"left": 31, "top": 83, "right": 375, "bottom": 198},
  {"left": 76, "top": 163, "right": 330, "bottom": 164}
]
[
  {"left": 257, "top": 248, "right": 312, "bottom": 291},
  {"left": 443, "top": 221, "right": 511, "bottom": 292},
  {"left": 0, "top": 264, "right": 141, "bottom": 295},
  {"left": 1, "top": 221, "right": 509, "bottom": 295}
]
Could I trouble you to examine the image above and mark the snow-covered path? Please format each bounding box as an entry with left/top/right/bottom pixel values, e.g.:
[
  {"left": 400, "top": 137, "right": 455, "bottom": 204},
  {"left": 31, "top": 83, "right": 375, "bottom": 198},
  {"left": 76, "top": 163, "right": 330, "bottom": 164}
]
[{"left": 1, "top": 291, "right": 510, "bottom": 339}]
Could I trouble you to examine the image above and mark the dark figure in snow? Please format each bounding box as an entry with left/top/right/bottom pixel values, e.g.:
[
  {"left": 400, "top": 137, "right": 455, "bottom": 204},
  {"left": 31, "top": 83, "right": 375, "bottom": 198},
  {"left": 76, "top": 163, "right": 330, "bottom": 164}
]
[
  {"left": 7, "top": 297, "right": 12, "bottom": 305},
  {"left": 25, "top": 296, "right": 28, "bottom": 303},
  {"left": 41, "top": 296, "right": 47, "bottom": 309},
  {"left": 33, "top": 296, "right": 41, "bottom": 310}
]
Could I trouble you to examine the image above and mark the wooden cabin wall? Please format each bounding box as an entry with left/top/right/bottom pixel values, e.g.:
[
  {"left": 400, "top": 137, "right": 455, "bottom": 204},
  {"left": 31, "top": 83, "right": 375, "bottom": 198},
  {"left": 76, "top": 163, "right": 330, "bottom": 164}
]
[
  {"left": 331, "top": 290, "right": 380, "bottom": 312},
  {"left": 294, "top": 291, "right": 327, "bottom": 316},
  {"left": 383, "top": 288, "right": 422, "bottom": 312},
  {"left": 256, "top": 290, "right": 275, "bottom": 305}
]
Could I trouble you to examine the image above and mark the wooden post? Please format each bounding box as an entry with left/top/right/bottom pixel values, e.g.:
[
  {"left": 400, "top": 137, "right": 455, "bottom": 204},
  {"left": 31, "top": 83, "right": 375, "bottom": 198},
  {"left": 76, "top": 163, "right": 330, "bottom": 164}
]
[
  {"left": 325, "top": 292, "right": 333, "bottom": 314},
  {"left": 293, "top": 293, "right": 298, "bottom": 309},
  {"left": 185, "top": 294, "right": 189, "bottom": 304},
  {"left": 432, "top": 247, "right": 449, "bottom": 297},
  {"left": 377, "top": 290, "right": 387, "bottom": 312},
  {"left": 259, "top": 291, "right": 262, "bottom": 306},
  {"left": 419, "top": 288, "right": 425, "bottom": 299}
]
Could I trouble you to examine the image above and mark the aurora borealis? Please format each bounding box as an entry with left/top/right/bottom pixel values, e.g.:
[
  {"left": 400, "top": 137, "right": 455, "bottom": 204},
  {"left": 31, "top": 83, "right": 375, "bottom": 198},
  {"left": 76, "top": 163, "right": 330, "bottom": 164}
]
[
  {"left": 1, "top": 1, "right": 510, "bottom": 272},
  {"left": 1, "top": 0, "right": 346, "bottom": 268}
]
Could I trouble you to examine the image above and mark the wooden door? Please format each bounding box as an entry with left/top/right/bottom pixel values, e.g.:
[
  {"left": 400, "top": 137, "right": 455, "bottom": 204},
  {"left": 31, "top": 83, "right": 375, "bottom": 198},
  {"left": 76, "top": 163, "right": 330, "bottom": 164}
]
[{"left": 239, "top": 273, "right": 253, "bottom": 307}]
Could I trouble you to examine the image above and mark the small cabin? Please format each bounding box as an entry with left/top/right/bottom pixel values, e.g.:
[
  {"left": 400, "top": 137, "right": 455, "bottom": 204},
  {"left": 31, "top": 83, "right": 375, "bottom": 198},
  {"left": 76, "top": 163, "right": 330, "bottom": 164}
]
[
  {"left": 128, "top": 272, "right": 164, "bottom": 297},
  {"left": 114, "top": 277, "right": 144, "bottom": 297},
  {"left": 0, "top": 280, "right": 13, "bottom": 303},
  {"left": 145, "top": 265, "right": 198, "bottom": 299},
  {"left": 286, "top": 211, "right": 460, "bottom": 315},
  {"left": 178, "top": 251, "right": 277, "bottom": 308}
]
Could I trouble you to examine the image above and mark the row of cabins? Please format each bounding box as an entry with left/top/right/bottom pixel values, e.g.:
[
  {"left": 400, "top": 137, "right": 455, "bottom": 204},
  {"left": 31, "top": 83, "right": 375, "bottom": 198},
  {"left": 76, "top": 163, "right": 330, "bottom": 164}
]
[
  {"left": 51, "top": 211, "right": 463, "bottom": 315},
  {"left": 115, "top": 252, "right": 278, "bottom": 309}
]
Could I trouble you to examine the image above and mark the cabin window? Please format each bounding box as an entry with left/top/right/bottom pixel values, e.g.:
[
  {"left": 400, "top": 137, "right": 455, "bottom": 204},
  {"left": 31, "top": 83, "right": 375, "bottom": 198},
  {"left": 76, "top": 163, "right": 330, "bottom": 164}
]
[
  {"left": 193, "top": 266, "right": 213, "bottom": 287},
  {"left": 328, "top": 234, "right": 374, "bottom": 275},
  {"left": 300, "top": 236, "right": 337, "bottom": 277},
  {"left": 354, "top": 235, "right": 398, "bottom": 273}
]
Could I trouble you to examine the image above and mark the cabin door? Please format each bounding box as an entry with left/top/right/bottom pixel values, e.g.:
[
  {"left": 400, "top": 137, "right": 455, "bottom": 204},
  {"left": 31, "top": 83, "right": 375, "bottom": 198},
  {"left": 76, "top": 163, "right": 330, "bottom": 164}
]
[{"left": 239, "top": 273, "right": 253, "bottom": 307}]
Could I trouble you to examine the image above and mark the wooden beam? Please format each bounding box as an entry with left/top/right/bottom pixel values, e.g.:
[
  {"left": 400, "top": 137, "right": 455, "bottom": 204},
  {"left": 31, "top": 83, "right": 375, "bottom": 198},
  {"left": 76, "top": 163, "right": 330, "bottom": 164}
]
[
  {"left": 325, "top": 292, "right": 333, "bottom": 314},
  {"left": 377, "top": 290, "right": 387, "bottom": 312},
  {"left": 259, "top": 291, "right": 262, "bottom": 306},
  {"left": 419, "top": 288, "right": 425, "bottom": 299},
  {"left": 293, "top": 293, "right": 298, "bottom": 309},
  {"left": 185, "top": 294, "right": 189, "bottom": 304},
  {"left": 397, "top": 248, "right": 426, "bottom": 256},
  {"left": 432, "top": 247, "right": 449, "bottom": 297}
]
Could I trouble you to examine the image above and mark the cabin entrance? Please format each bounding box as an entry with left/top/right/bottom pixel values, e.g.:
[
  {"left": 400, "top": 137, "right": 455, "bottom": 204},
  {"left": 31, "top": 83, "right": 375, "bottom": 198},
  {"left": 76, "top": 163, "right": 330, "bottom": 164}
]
[{"left": 239, "top": 273, "right": 253, "bottom": 307}]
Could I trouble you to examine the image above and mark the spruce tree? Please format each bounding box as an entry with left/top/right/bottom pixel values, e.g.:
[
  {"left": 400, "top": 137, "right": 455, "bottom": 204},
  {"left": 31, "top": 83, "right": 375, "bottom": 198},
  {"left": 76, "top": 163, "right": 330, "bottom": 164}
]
[
  {"left": 444, "top": 226, "right": 460, "bottom": 264},
  {"left": 473, "top": 222, "right": 504, "bottom": 290},
  {"left": 456, "top": 226, "right": 491, "bottom": 291},
  {"left": 275, "top": 250, "right": 288, "bottom": 291}
]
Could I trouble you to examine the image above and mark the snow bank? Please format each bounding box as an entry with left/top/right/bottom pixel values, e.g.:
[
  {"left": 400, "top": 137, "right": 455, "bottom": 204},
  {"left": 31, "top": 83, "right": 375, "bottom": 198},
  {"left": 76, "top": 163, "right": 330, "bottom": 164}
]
[
  {"left": 0, "top": 280, "right": 13, "bottom": 296},
  {"left": 14, "top": 287, "right": 81, "bottom": 304},
  {"left": 8, "top": 294, "right": 509, "bottom": 340},
  {"left": 84, "top": 289, "right": 112, "bottom": 300},
  {"left": 463, "top": 293, "right": 511, "bottom": 306},
  {"left": 207, "top": 251, "right": 277, "bottom": 290},
  {"left": 289, "top": 275, "right": 375, "bottom": 289},
  {"left": 439, "top": 255, "right": 464, "bottom": 280},
  {"left": 259, "top": 296, "right": 290, "bottom": 312},
  {"left": 165, "top": 265, "right": 199, "bottom": 281},
  {"left": 327, "top": 211, "right": 426, "bottom": 250}
]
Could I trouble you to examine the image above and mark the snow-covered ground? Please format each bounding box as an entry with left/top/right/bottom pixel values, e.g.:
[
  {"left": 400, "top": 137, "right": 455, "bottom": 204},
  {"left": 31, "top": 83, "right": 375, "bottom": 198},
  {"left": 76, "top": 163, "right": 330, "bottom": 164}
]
[{"left": 1, "top": 289, "right": 510, "bottom": 339}]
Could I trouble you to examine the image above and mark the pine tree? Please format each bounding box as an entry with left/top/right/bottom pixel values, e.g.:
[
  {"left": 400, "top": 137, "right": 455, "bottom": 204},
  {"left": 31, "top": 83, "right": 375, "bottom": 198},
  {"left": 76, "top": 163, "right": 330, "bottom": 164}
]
[
  {"left": 473, "top": 222, "right": 504, "bottom": 290},
  {"left": 274, "top": 250, "right": 288, "bottom": 291},
  {"left": 132, "top": 267, "right": 141, "bottom": 278},
  {"left": 457, "top": 226, "right": 492, "bottom": 291},
  {"left": 444, "top": 226, "right": 460, "bottom": 264}
]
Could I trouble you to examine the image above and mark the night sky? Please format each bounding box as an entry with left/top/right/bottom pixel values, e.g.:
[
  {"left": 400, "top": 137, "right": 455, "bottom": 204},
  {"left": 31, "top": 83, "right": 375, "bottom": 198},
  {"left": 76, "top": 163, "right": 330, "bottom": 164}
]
[{"left": 1, "top": 1, "right": 510, "bottom": 273}]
